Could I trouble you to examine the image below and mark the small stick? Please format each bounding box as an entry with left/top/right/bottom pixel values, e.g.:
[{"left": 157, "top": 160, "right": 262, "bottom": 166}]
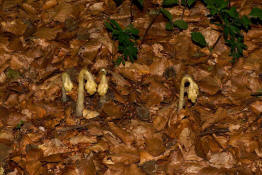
[{"left": 139, "top": 11, "right": 160, "bottom": 48}]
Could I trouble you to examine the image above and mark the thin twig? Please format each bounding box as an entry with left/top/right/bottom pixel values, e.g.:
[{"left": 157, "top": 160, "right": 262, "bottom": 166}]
[
  {"left": 56, "top": 125, "right": 89, "bottom": 132},
  {"left": 242, "top": 114, "right": 261, "bottom": 132},
  {"left": 181, "top": 0, "right": 187, "bottom": 20},
  {"left": 139, "top": 12, "right": 160, "bottom": 48},
  {"left": 211, "top": 34, "right": 222, "bottom": 50},
  {"left": 130, "top": 0, "right": 134, "bottom": 24}
]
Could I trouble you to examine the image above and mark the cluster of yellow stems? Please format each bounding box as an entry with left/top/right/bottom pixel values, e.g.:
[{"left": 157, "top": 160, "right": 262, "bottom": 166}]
[
  {"left": 62, "top": 68, "right": 108, "bottom": 117},
  {"left": 62, "top": 70, "right": 198, "bottom": 116}
]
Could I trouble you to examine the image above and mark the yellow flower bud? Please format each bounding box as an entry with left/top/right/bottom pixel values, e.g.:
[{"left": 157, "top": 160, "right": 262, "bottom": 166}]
[{"left": 97, "top": 69, "right": 108, "bottom": 96}]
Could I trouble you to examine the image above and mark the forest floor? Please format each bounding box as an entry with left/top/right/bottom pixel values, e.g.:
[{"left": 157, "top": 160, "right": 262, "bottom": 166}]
[{"left": 0, "top": 0, "right": 262, "bottom": 174}]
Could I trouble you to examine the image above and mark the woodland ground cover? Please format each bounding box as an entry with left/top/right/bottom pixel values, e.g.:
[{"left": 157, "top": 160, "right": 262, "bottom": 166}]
[{"left": 0, "top": 0, "right": 262, "bottom": 174}]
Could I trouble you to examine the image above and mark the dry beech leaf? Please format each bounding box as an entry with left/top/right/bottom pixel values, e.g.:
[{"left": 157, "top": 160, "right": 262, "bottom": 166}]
[
  {"left": 69, "top": 134, "right": 97, "bottom": 145},
  {"left": 42, "top": 0, "right": 57, "bottom": 10},
  {"left": 89, "top": 2, "right": 105, "bottom": 12},
  {"left": 139, "top": 150, "right": 154, "bottom": 165},
  {"left": 83, "top": 109, "right": 100, "bottom": 119},
  {"left": 0, "top": 129, "right": 14, "bottom": 141},
  {"left": 22, "top": 3, "right": 37, "bottom": 14},
  {"left": 250, "top": 100, "right": 262, "bottom": 115},
  {"left": 123, "top": 164, "right": 146, "bottom": 175},
  {"left": 102, "top": 102, "right": 123, "bottom": 119},
  {"left": 145, "top": 135, "right": 165, "bottom": 156},
  {"left": 111, "top": 71, "right": 131, "bottom": 87},
  {"left": 153, "top": 103, "right": 176, "bottom": 131},
  {"left": 0, "top": 143, "right": 11, "bottom": 163},
  {"left": 2, "top": 0, "right": 19, "bottom": 10},
  {"left": 108, "top": 122, "right": 135, "bottom": 145},
  {"left": 149, "top": 57, "right": 172, "bottom": 76},
  {"left": 34, "top": 27, "right": 62, "bottom": 40},
  {"left": 117, "top": 62, "right": 150, "bottom": 82},
  {"left": 1, "top": 20, "right": 27, "bottom": 36},
  {"left": 107, "top": 152, "right": 140, "bottom": 165},
  {"left": 208, "top": 152, "right": 236, "bottom": 169},
  {"left": 76, "top": 157, "right": 96, "bottom": 175},
  {"left": 198, "top": 75, "right": 221, "bottom": 95},
  {"left": 202, "top": 107, "right": 228, "bottom": 130},
  {"left": 229, "top": 133, "right": 259, "bottom": 153},
  {"left": 54, "top": 3, "right": 73, "bottom": 23},
  {"left": 201, "top": 27, "right": 220, "bottom": 48},
  {"left": 39, "top": 139, "right": 69, "bottom": 157}
]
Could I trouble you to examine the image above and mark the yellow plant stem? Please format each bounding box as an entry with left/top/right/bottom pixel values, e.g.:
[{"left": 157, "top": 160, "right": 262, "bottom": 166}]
[{"left": 178, "top": 74, "right": 199, "bottom": 111}]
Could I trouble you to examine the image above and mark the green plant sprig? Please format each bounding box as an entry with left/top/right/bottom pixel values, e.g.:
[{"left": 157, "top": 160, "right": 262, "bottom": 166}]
[
  {"left": 201, "top": 0, "right": 252, "bottom": 62},
  {"left": 104, "top": 19, "right": 139, "bottom": 66}
]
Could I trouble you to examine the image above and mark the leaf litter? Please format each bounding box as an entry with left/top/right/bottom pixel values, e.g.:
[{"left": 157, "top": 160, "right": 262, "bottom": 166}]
[{"left": 0, "top": 0, "right": 262, "bottom": 174}]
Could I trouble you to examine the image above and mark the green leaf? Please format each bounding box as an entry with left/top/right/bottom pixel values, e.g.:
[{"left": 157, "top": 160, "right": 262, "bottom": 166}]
[
  {"left": 134, "top": 0, "right": 144, "bottom": 9},
  {"left": 125, "top": 24, "right": 139, "bottom": 37},
  {"left": 204, "top": 0, "right": 228, "bottom": 11},
  {"left": 115, "top": 57, "right": 123, "bottom": 66},
  {"left": 224, "top": 7, "right": 238, "bottom": 18},
  {"left": 249, "top": 7, "right": 262, "bottom": 20},
  {"left": 241, "top": 15, "right": 251, "bottom": 30},
  {"left": 110, "top": 19, "right": 122, "bottom": 31},
  {"left": 160, "top": 8, "right": 173, "bottom": 22},
  {"left": 104, "top": 19, "right": 139, "bottom": 66},
  {"left": 113, "top": 0, "right": 124, "bottom": 6},
  {"left": 173, "top": 20, "right": 188, "bottom": 30},
  {"left": 191, "top": 32, "right": 207, "bottom": 47},
  {"left": 181, "top": 0, "right": 196, "bottom": 7},
  {"left": 104, "top": 21, "right": 113, "bottom": 31},
  {"left": 6, "top": 68, "right": 21, "bottom": 79},
  {"left": 15, "top": 120, "right": 24, "bottom": 130},
  {"left": 118, "top": 32, "right": 130, "bottom": 45},
  {"left": 187, "top": 0, "right": 196, "bottom": 7},
  {"left": 162, "top": 0, "right": 178, "bottom": 6},
  {"left": 165, "top": 22, "right": 174, "bottom": 30}
]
